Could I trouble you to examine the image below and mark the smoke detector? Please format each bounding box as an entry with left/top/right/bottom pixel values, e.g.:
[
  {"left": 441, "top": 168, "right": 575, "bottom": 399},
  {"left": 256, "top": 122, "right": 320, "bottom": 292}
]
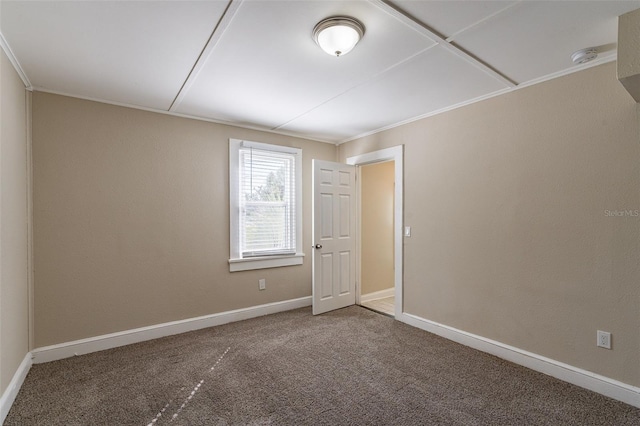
[{"left": 571, "top": 48, "right": 598, "bottom": 65}]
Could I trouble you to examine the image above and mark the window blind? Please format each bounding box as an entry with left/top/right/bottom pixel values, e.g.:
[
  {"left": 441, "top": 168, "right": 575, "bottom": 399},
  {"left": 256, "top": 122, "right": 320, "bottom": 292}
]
[{"left": 239, "top": 146, "right": 296, "bottom": 257}]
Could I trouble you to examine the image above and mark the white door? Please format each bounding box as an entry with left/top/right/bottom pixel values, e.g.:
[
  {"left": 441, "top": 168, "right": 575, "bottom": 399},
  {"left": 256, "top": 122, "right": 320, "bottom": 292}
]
[{"left": 312, "top": 160, "right": 357, "bottom": 315}]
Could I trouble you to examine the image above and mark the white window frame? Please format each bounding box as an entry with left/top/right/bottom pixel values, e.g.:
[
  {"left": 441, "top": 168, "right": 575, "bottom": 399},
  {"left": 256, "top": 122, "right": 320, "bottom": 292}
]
[{"left": 229, "top": 139, "right": 304, "bottom": 272}]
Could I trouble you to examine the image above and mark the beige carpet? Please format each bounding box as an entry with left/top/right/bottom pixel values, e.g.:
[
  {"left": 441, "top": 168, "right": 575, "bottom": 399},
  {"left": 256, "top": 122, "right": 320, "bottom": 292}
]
[{"left": 6, "top": 306, "right": 639, "bottom": 425}]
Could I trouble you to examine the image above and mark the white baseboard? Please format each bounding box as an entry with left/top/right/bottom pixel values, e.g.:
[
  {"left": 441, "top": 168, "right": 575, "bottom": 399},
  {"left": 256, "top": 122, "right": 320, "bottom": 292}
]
[
  {"left": 0, "top": 352, "right": 32, "bottom": 424},
  {"left": 360, "top": 288, "right": 395, "bottom": 303},
  {"left": 32, "top": 296, "right": 311, "bottom": 364},
  {"left": 397, "top": 312, "right": 640, "bottom": 408}
]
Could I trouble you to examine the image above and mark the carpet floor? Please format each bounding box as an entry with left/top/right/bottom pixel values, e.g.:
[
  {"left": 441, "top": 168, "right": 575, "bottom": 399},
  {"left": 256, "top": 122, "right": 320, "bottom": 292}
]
[{"left": 5, "top": 306, "right": 639, "bottom": 425}]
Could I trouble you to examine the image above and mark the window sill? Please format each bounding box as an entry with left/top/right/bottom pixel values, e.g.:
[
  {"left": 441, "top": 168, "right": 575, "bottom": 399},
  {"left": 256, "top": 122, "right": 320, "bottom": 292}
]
[{"left": 229, "top": 253, "right": 305, "bottom": 272}]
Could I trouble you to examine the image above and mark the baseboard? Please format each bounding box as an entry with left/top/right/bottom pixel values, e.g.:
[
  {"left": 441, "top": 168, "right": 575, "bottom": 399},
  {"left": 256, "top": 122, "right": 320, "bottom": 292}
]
[
  {"left": 398, "top": 312, "right": 640, "bottom": 408},
  {"left": 0, "top": 352, "right": 32, "bottom": 424},
  {"left": 360, "top": 288, "right": 394, "bottom": 303},
  {"left": 32, "top": 296, "right": 311, "bottom": 364}
]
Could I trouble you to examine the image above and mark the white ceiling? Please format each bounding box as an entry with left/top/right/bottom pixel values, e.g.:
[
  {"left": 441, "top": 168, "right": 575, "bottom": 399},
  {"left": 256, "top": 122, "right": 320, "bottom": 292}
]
[{"left": 2, "top": 0, "right": 638, "bottom": 144}]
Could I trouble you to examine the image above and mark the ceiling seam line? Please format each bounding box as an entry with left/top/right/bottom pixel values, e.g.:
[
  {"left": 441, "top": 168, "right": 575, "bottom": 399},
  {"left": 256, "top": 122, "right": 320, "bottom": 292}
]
[
  {"left": 445, "top": 1, "right": 524, "bottom": 43},
  {"left": 168, "top": 0, "right": 243, "bottom": 112},
  {"left": 271, "top": 45, "right": 437, "bottom": 132},
  {"left": 370, "top": 0, "right": 516, "bottom": 88},
  {"left": 442, "top": 41, "right": 518, "bottom": 88}
]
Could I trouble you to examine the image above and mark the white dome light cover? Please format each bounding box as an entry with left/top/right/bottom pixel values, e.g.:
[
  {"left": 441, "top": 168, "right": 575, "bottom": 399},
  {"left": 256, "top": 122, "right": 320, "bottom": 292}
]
[{"left": 313, "top": 17, "right": 365, "bottom": 57}]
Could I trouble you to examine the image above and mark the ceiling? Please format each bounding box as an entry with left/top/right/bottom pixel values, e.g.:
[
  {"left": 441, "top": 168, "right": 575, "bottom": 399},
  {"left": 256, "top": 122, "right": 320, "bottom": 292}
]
[{"left": 2, "top": 1, "right": 638, "bottom": 144}]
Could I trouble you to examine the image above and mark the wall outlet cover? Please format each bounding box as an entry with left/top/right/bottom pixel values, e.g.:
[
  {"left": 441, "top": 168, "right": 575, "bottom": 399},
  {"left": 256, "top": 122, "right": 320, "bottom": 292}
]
[{"left": 597, "top": 330, "right": 611, "bottom": 349}]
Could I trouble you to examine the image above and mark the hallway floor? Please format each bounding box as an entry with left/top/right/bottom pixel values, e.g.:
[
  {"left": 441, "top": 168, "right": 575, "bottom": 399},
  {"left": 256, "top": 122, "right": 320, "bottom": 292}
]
[{"left": 361, "top": 296, "right": 394, "bottom": 316}]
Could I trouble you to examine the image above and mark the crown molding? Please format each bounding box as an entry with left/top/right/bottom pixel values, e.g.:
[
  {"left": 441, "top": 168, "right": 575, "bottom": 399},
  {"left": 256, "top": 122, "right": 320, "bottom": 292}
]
[{"left": 0, "top": 30, "right": 32, "bottom": 90}]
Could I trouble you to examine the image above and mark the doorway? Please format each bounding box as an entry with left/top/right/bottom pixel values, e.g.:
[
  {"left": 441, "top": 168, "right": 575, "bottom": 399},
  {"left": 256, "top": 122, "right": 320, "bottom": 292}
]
[
  {"left": 358, "top": 161, "right": 395, "bottom": 317},
  {"left": 311, "top": 146, "right": 403, "bottom": 318},
  {"left": 347, "top": 145, "right": 403, "bottom": 319}
]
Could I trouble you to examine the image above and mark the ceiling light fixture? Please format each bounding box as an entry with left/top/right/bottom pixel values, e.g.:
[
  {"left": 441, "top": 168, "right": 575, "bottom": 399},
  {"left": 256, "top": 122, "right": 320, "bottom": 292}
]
[
  {"left": 571, "top": 47, "right": 598, "bottom": 65},
  {"left": 313, "top": 16, "right": 365, "bottom": 57}
]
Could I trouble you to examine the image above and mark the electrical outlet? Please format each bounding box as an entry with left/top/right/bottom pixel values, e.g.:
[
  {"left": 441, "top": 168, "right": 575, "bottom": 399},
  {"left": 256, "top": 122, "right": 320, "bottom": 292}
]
[
  {"left": 597, "top": 330, "right": 611, "bottom": 349},
  {"left": 259, "top": 279, "right": 266, "bottom": 291}
]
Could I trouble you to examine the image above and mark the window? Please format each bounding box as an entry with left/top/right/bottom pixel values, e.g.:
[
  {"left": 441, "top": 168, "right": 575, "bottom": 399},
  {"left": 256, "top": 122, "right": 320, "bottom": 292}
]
[{"left": 229, "top": 139, "right": 303, "bottom": 271}]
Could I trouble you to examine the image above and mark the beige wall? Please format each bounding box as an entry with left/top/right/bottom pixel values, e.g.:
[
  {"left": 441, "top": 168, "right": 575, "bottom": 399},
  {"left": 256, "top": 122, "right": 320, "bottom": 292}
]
[
  {"left": 618, "top": 8, "right": 640, "bottom": 102},
  {"left": 0, "top": 49, "right": 29, "bottom": 394},
  {"left": 339, "top": 62, "right": 640, "bottom": 387},
  {"left": 361, "top": 161, "right": 394, "bottom": 295},
  {"left": 32, "top": 92, "right": 335, "bottom": 347},
  {"left": 22, "top": 59, "right": 640, "bottom": 389}
]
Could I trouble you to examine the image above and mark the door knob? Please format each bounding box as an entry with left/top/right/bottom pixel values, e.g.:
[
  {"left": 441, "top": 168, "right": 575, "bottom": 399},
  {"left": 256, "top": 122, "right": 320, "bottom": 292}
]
[{"left": 314, "top": 244, "right": 323, "bottom": 249}]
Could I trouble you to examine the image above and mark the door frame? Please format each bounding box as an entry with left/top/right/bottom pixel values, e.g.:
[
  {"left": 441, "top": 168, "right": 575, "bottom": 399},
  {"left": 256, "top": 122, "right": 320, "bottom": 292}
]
[{"left": 346, "top": 145, "right": 403, "bottom": 318}]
